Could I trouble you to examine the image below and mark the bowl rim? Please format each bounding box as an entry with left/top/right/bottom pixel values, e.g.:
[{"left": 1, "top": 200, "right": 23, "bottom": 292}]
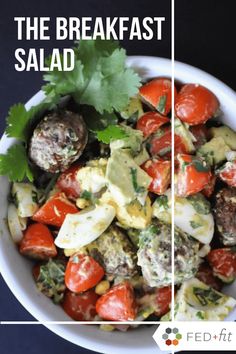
[{"left": 0, "top": 55, "right": 236, "bottom": 354}]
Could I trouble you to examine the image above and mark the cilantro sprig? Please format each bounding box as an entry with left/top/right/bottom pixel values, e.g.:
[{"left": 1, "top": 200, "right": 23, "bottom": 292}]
[
  {"left": 43, "top": 40, "right": 141, "bottom": 114},
  {"left": 0, "top": 39, "right": 141, "bottom": 182}
]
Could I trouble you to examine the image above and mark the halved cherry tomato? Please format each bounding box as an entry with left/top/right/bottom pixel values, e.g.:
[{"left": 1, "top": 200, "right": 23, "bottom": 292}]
[
  {"left": 141, "top": 159, "right": 171, "bottom": 194},
  {"left": 96, "top": 282, "right": 137, "bottom": 321},
  {"left": 217, "top": 160, "right": 236, "bottom": 187},
  {"left": 202, "top": 174, "right": 216, "bottom": 198},
  {"left": 207, "top": 248, "right": 236, "bottom": 283},
  {"left": 32, "top": 192, "right": 78, "bottom": 227},
  {"left": 176, "top": 154, "right": 212, "bottom": 197},
  {"left": 190, "top": 124, "right": 209, "bottom": 149},
  {"left": 19, "top": 223, "right": 57, "bottom": 260},
  {"left": 62, "top": 289, "right": 99, "bottom": 321},
  {"left": 139, "top": 78, "right": 176, "bottom": 115},
  {"left": 65, "top": 253, "right": 104, "bottom": 293},
  {"left": 56, "top": 164, "right": 82, "bottom": 199},
  {"left": 154, "top": 286, "right": 172, "bottom": 317},
  {"left": 196, "top": 263, "right": 223, "bottom": 291},
  {"left": 149, "top": 126, "right": 171, "bottom": 157},
  {"left": 175, "top": 84, "right": 219, "bottom": 125},
  {"left": 136, "top": 112, "right": 169, "bottom": 138}
]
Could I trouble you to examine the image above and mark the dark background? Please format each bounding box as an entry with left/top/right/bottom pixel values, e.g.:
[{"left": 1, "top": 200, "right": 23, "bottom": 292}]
[{"left": 0, "top": 0, "right": 235, "bottom": 353}]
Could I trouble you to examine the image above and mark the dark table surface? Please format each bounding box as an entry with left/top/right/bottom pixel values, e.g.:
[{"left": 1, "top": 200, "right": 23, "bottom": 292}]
[{"left": 0, "top": 0, "right": 235, "bottom": 353}]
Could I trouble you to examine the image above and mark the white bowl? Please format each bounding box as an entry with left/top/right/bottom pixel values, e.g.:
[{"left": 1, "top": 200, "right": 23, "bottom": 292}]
[{"left": 0, "top": 56, "right": 236, "bottom": 354}]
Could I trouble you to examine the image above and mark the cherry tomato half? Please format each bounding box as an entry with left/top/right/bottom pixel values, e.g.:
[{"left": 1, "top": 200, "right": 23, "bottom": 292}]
[
  {"left": 65, "top": 253, "right": 104, "bottom": 293},
  {"left": 19, "top": 223, "right": 57, "bottom": 260},
  {"left": 32, "top": 192, "right": 78, "bottom": 227},
  {"left": 96, "top": 282, "right": 137, "bottom": 321},
  {"left": 139, "top": 78, "right": 176, "bottom": 115},
  {"left": 175, "top": 84, "right": 219, "bottom": 125}
]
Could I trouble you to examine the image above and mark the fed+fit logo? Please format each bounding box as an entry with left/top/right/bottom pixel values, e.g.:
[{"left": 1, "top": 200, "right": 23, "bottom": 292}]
[
  {"left": 154, "top": 323, "right": 236, "bottom": 351},
  {"left": 162, "top": 327, "right": 182, "bottom": 346}
]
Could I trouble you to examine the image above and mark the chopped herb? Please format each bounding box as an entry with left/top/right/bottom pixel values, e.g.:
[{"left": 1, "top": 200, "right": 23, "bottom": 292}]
[
  {"left": 190, "top": 220, "right": 202, "bottom": 229},
  {"left": 181, "top": 161, "right": 190, "bottom": 172},
  {"left": 157, "top": 95, "right": 167, "bottom": 114},
  {"left": 187, "top": 194, "right": 211, "bottom": 214},
  {"left": 156, "top": 195, "right": 169, "bottom": 210},
  {"left": 81, "top": 190, "right": 99, "bottom": 204},
  {"left": 35, "top": 259, "right": 66, "bottom": 304},
  {"left": 193, "top": 287, "right": 222, "bottom": 306},
  {"left": 196, "top": 311, "right": 205, "bottom": 320},
  {"left": 32, "top": 190, "right": 38, "bottom": 204},
  {"left": 192, "top": 158, "right": 210, "bottom": 172},
  {"left": 130, "top": 167, "right": 145, "bottom": 194}
]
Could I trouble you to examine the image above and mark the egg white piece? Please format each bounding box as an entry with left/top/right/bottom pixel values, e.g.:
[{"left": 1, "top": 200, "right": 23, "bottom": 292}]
[
  {"left": 55, "top": 204, "right": 116, "bottom": 249},
  {"left": 175, "top": 195, "right": 214, "bottom": 244},
  {"left": 174, "top": 278, "right": 236, "bottom": 321}
]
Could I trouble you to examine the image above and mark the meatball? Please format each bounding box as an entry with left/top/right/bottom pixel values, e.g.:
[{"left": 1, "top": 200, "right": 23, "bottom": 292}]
[
  {"left": 137, "top": 221, "right": 200, "bottom": 288},
  {"left": 214, "top": 187, "right": 236, "bottom": 246},
  {"left": 29, "top": 110, "right": 88, "bottom": 173},
  {"left": 88, "top": 226, "right": 138, "bottom": 278},
  {"left": 174, "top": 226, "right": 200, "bottom": 284}
]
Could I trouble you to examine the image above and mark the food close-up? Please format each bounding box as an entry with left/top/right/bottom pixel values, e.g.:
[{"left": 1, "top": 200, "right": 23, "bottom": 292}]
[
  {"left": 173, "top": 81, "right": 236, "bottom": 320},
  {"left": 1, "top": 40, "right": 174, "bottom": 329}
]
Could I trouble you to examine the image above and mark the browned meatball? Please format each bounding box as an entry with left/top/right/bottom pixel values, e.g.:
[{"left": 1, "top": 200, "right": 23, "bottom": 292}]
[
  {"left": 29, "top": 111, "right": 88, "bottom": 173},
  {"left": 214, "top": 187, "right": 236, "bottom": 246}
]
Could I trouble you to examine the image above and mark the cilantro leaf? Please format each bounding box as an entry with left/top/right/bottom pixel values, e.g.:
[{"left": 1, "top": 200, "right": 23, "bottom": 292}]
[
  {"left": 43, "top": 40, "right": 141, "bottom": 114},
  {"left": 0, "top": 144, "right": 33, "bottom": 182},
  {"left": 96, "top": 125, "right": 128, "bottom": 144},
  {"left": 5, "top": 94, "right": 59, "bottom": 142},
  {"left": 81, "top": 106, "right": 118, "bottom": 131},
  {"left": 6, "top": 104, "right": 31, "bottom": 142}
]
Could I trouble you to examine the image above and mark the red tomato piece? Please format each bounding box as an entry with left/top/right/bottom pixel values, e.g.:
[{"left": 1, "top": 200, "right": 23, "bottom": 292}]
[
  {"left": 207, "top": 248, "right": 236, "bottom": 283},
  {"left": 190, "top": 124, "right": 209, "bottom": 149},
  {"left": 19, "top": 223, "right": 57, "bottom": 260},
  {"left": 96, "top": 282, "right": 137, "bottom": 321},
  {"left": 154, "top": 286, "right": 172, "bottom": 317},
  {"left": 149, "top": 126, "right": 171, "bottom": 157},
  {"left": 136, "top": 112, "right": 169, "bottom": 138},
  {"left": 176, "top": 154, "right": 212, "bottom": 197},
  {"left": 62, "top": 289, "right": 99, "bottom": 321},
  {"left": 217, "top": 160, "right": 236, "bottom": 187},
  {"left": 56, "top": 164, "right": 82, "bottom": 199},
  {"left": 65, "top": 254, "right": 104, "bottom": 293},
  {"left": 202, "top": 174, "right": 216, "bottom": 198},
  {"left": 174, "top": 134, "right": 191, "bottom": 155},
  {"left": 32, "top": 192, "right": 78, "bottom": 227},
  {"left": 142, "top": 159, "right": 171, "bottom": 194},
  {"left": 175, "top": 84, "right": 219, "bottom": 125},
  {"left": 196, "top": 263, "right": 223, "bottom": 291},
  {"left": 139, "top": 78, "right": 176, "bottom": 115}
]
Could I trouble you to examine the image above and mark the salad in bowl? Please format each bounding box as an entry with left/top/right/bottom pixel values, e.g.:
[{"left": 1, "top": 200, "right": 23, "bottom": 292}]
[{"left": 0, "top": 40, "right": 236, "bottom": 351}]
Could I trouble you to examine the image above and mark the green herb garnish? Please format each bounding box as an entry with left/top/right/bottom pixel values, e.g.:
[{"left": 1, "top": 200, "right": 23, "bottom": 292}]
[
  {"left": 157, "top": 95, "right": 167, "bottom": 114},
  {"left": 96, "top": 125, "right": 128, "bottom": 144},
  {"left": 190, "top": 220, "right": 202, "bottom": 229},
  {"left": 193, "top": 287, "right": 222, "bottom": 306},
  {"left": 130, "top": 167, "right": 145, "bottom": 194},
  {"left": 156, "top": 195, "right": 169, "bottom": 210},
  {"left": 1, "top": 39, "right": 141, "bottom": 182}
]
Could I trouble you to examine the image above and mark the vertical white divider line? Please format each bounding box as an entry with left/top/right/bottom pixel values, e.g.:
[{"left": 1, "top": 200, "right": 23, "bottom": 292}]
[{"left": 171, "top": 0, "right": 175, "bottom": 326}]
